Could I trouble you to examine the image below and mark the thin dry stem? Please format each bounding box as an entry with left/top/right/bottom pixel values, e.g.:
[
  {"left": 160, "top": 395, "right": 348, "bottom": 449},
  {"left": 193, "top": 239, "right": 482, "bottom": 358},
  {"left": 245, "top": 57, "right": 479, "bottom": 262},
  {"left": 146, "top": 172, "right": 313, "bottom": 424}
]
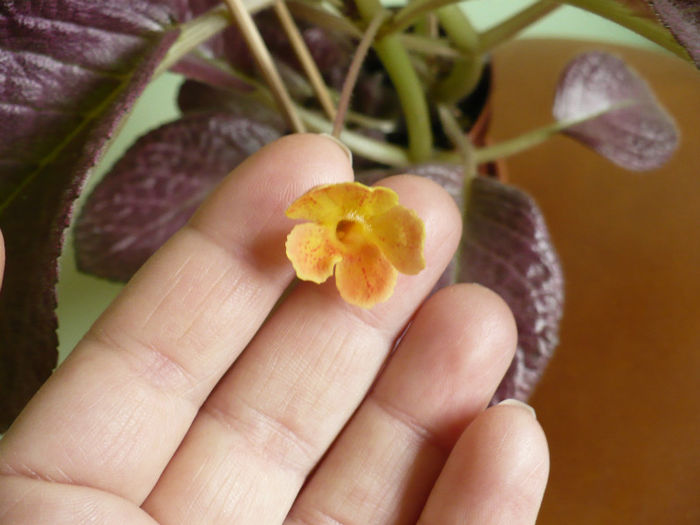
[
  {"left": 273, "top": 0, "right": 337, "bottom": 119},
  {"left": 437, "top": 104, "right": 476, "bottom": 178},
  {"left": 332, "top": 10, "right": 390, "bottom": 138},
  {"left": 223, "top": 0, "right": 305, "bottom": 132}
]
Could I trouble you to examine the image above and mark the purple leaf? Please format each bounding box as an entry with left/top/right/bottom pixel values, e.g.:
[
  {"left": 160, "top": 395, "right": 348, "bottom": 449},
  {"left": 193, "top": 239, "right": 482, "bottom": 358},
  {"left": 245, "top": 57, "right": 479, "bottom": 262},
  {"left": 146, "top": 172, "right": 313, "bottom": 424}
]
[
  {"left": 359, "top": 164, "right": 564, "bottom": 402},
  {"left": 553, "top": 51, "right": 679, "bottom": 170},
  {"left": 649, "top": 0, "right": 700, "bottom": 67},
  {"left": 460, "top": 176, "right": 564, "bottom": 403},
  {"left": 0, "top": 1, "right": 182, "bottom": 431},
  {"left": 74, "top": 111, "right": 283, "bottom": 282}
]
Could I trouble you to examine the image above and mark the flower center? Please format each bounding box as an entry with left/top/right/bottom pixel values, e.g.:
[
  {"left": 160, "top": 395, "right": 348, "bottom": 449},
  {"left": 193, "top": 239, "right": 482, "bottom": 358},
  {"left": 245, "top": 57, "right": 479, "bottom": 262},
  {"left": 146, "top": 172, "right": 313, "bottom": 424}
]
[{"left": 335, "top": 219, "right": 364, "bottom": 246}]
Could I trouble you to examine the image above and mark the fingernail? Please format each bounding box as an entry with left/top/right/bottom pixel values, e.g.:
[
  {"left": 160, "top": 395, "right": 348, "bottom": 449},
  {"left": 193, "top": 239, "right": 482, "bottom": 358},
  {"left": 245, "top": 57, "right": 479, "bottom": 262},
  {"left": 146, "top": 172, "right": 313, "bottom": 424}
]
[
  {"left": 498, "top": 398, "right": 537, "bottom": 418},
  {"left": 320, "top": 133, "right": 353, "bottom": 164}
]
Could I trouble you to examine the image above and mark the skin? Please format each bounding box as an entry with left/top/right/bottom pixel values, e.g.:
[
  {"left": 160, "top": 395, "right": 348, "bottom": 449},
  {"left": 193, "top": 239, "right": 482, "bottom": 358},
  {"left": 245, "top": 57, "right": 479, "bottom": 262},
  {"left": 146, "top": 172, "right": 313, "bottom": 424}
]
[{"left": 0, "top": 134, "right": 549, "bottom": 524}]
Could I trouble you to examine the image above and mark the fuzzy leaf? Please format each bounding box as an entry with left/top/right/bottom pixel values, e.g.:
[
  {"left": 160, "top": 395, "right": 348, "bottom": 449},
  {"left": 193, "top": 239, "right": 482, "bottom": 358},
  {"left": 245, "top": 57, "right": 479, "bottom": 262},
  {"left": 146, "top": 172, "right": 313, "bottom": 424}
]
[
  {"left": 553, "top": 51, "right": 678, "bottom": 170},
  {"left": 358, "top": 165, "right": 564, "bottom": 402},
  {"left": 461, "top": 176, "right": 564, "bottom": 403},
  {"left": 0, "top": 1, "right": 182, "bottom": 431},
  {"left": 75, "top": 111, "right": 283, "bottom": 282},
  {"left": 649, "top": 0, "right": 700, "bottom": 67}
]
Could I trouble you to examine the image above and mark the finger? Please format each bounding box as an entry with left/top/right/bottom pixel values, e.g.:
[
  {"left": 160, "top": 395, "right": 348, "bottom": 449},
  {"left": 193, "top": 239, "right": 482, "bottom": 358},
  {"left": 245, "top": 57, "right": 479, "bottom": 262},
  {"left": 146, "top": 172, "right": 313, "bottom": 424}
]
[
  {"left": 0, "top": 134, "right": 353, "bottom": 503},
  {"left": 418, "top": 402, "right": 549, "bottom": 525},
  {"left": 285, "top": 284, "right": 517, "bottom": 525},
  {"left": 0, "top": 475, "right": 157, "bottom": 525},
  {"left": 142, "top": 175, "right": 462, "bottom": 524}
]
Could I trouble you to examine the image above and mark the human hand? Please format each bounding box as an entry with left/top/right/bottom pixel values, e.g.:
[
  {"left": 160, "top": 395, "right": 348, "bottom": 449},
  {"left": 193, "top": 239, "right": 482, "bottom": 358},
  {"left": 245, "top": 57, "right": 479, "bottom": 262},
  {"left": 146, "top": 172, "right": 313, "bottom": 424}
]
[{"left": 0, "top": 134, "right": 548, "bottom": 524}]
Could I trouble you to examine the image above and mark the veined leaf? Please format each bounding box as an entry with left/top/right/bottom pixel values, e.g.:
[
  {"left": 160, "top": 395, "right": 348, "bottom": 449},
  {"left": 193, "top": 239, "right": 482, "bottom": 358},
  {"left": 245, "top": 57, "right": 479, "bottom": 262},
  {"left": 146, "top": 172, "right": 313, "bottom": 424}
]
[
  {"left": 461, "top": 176, "right": 564, "bottom": 403},
  {"left": 0, "top": 1, "right": 182, "bottom": 431},
  {"left": 75, "top": 110, "right": 283, "bottom": 282},
  {"left": 649, "top": 0, "right": 700, "bottom": 67},
  {"left": 553, "top": 51, "right": 678, "bottom": 170},
  {"left": 358, "top": 165, "right": 564, "bottom": 402}
]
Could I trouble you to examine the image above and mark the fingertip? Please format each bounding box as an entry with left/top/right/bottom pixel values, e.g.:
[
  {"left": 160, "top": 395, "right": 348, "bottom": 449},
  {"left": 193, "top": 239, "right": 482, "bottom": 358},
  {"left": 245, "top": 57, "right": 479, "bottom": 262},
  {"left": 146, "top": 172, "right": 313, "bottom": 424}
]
[
  {"left": 473, "top": 402, "right": 550, "bottom": 514},
  {"left": 189, "top": 133, "right": 354, "bottom": 250},
  {"left": 420, "top": 400, "right": 549, "bottom": 525}
]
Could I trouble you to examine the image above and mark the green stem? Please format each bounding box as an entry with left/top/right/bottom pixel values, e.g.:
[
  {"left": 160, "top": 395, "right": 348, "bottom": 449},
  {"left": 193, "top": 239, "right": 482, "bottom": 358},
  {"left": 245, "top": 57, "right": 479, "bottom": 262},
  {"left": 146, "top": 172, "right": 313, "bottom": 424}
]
[
  {"left": 387, "top": 0, "right": 467, "bottom": 35},
  {"left": 355, "top": 0, "right": 433, "bottom": 162},
  {"left": 473, "top": 120, "right": 570, "bottom": 164},
  {"left": 437, "top": 104, "right": 476, "bottom": 178},
  {"left": 154, "top": 5, "right": 232, "bottom": 77},
  {"left": 432, "top": 5, "right": 482, "bottom": 104},
  {"left": 155, "top": 0, "right": 279, "bottom": 77},
  {"left": 478, "top": 1, "right": 560, "bottom": 53},
  {"left": 399, "top": 34, "right": 461, "bottom": 59},
  {"left": 559, "top": 0, "right": 691, "bottom": 62},
  {"left": 299, "top": 108, "right": 412, "bottom": 165},
  {"left": 287, "top": 0, "right": 363, "bottom": 37},
  {"left": 472, "top": 100, "right": 636, "bottom": 164}
]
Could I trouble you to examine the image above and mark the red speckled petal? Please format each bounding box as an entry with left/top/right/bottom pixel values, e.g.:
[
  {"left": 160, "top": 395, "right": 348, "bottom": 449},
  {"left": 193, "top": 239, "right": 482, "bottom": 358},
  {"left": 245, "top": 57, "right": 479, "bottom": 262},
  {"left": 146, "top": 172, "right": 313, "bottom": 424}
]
[
  {"left": 285, "top": 223, "right": 342, "bottom": 283},
  {"left": 285, "top": 182, "right": 397, "bottom": 225},
  {"left": 367, "top": 205, "right": 426, "bottom": 275},
  {"left": 335, "top": 243, "right": 397, "bottom": 308}
]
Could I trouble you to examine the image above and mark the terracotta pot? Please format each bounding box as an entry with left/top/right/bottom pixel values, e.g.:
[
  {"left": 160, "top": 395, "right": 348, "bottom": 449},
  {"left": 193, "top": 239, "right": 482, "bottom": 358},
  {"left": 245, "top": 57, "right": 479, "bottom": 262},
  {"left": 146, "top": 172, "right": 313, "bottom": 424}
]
[{"left": 490, "top": 39, "right": 700, "bottom": 524}]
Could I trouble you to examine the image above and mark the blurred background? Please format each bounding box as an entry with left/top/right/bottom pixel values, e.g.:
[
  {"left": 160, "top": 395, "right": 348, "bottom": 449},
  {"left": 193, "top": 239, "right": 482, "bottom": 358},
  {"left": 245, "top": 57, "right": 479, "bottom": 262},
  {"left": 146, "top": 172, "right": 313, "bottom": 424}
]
[{"left": 54, "top": 1, "right": 699, "bottom": 524}]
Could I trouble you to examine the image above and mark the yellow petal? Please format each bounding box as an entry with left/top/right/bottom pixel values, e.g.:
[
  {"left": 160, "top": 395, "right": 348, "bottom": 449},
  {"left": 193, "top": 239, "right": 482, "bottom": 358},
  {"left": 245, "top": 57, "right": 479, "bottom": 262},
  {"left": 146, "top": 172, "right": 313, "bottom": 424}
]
[
  {"left": 367, "top": 205, "right": 425, "bottom": 275},
  {"left": 285, "top": 223, "right": 342, "bottom": 283},
  {"left": 335, "top": 242, "right": 398, "bottom": 308},
  {"left": 285, "top": 182, "right": 397, "bottom": 226}
]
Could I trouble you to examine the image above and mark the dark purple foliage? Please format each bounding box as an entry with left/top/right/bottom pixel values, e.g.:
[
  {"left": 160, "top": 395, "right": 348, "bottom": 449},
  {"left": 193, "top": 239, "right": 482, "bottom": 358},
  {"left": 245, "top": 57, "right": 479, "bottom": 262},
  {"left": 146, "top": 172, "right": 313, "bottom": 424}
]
[
  {"left": 553, "top": 51, "right": 679, "bottom": 170},
  {"left": 461, "top": 176, "right": 564, "bottom": 403},
  {"left": 649, "top": 0, "right": 700, "bottom": 67},
  {"left": 75, "top": 110, "right": 283, "bottom": 281},
  {"left": 359, "top": 164, "right": 564, "bottom": 402},
  {"left": 0, "top": 0, "right": 182, "bottom": 431}
]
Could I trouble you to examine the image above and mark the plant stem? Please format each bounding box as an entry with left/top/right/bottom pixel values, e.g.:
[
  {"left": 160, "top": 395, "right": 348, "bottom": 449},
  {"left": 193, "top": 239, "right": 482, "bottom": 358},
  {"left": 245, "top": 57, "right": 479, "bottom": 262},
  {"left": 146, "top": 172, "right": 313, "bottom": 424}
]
[
  {"left": 332, "top": 10, "right": 389, "bottom": 137},
  {"left": 299, "top": 107, "right": 412, "bottom": 165},
  {"left": 473, "top": 120, "right": 572, "bottom": 164},
  {"left": 437, "top": 104, "right": 476, "bottom": 177},
  {"left": 399, "top": 34, "right": 461, "bottom": 59},
  {"left": 432, "top": 5, "right": 482, "bottom": 104},
  {"left": 388, "top": 0, "right": 467, "bottom": 35},
  {"left": 559, "top": 0, "right": 691, "bottom": 62},
  {"left": 287, "top": 0, "right": 363, "bottom": 38},
  {"left": 273, "top": 0, "right": 337, "bottom": 120},
  {"left": 223, "top": 0, "right": 306, "bottom": 132},
  {"left": 354, "top": 0, "right": 433, "bottom": 162},
  {"left": 478, "top": 1, "right": 560, "bottom": 53},
  {"left": 154, "top": 5, "right": 231, "bottom": 77},
  {"left": 475, "top": 98, "right": 641, "bottom": 163}
]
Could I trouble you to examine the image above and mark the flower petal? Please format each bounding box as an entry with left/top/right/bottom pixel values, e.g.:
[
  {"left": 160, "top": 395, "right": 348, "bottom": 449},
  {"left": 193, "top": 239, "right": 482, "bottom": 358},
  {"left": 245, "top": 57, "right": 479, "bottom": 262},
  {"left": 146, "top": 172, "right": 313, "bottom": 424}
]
[
  {"left": 335, "top": 242, "right": 398, "bottom": 308},
  {"left": 285, "top": 182, "right": 397, "bottom": 225},
  {"left": 285, "top": 223, "right": 342, "bottom": 283},
  {"left": 367, "top": 205, "right": 426, "bottom": 275}
]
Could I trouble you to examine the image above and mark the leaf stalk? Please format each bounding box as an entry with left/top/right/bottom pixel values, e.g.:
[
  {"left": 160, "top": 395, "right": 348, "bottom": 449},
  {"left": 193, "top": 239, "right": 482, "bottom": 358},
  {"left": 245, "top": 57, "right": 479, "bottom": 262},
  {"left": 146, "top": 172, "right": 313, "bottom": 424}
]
[
  {"left": 332, "top": 10, "right": 389, "bottom": 137},
  {"left": 354, "top": 0, "right": 433, "bottom": 162},
  {"left": 273, "top": 0, "right": 337, "bottom": 120},
  {"left": 223, "top": 0, "right": 306, "bottom": 132}
]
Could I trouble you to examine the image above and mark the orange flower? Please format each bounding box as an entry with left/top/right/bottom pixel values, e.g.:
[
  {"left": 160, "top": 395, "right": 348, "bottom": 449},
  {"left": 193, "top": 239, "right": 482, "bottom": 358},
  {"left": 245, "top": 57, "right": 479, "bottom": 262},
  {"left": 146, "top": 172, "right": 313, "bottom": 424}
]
[{"left": 285, "top": 182, "right": 425, "bottom": 308}]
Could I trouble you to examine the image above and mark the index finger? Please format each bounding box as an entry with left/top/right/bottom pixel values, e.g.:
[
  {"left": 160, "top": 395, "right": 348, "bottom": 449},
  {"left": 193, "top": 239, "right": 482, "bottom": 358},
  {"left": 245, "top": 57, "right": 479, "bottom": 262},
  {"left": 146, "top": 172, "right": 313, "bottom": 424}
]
[{"left": 0, "top": 134, "right": 353, "bottom": 504}]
